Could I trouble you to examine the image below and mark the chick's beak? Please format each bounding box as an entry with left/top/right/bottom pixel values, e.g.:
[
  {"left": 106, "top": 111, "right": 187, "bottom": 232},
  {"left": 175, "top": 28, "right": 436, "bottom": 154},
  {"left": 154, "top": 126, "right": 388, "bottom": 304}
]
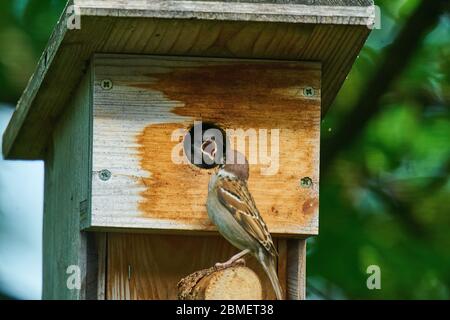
[{"left": 201, "top": 139, "right": 217, "bottom": 163}]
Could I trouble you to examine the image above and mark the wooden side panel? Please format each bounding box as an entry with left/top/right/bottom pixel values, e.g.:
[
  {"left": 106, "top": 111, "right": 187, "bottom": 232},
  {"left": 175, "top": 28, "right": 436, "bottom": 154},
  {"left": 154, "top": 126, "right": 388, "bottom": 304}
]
[
  {"left": 85, "top": 233, "right": 107, "bottom": 300},
  {"left": 89, "top": 55, "right": 321, "bottom": 237},
  {"left": 287, "top": 239, "right": 307, "bottom": 300},
  {"left": 106, "top": 233, "right": 287, "bottom": 300},
  {"left": 95, "top": 233, "right": 107, "bottom": 300},
  {"left": 42, "top": 71, "right": 93, "bottom": 299},
  {"left": 277, "top": 239, "right": 288, "bottom": 297}
]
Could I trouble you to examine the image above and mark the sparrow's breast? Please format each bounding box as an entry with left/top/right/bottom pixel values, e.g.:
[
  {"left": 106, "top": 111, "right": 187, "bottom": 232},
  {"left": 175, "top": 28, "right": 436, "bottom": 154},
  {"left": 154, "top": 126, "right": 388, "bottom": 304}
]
[{"left": 206, "top": 177, "right": 259, "bottom": 253}]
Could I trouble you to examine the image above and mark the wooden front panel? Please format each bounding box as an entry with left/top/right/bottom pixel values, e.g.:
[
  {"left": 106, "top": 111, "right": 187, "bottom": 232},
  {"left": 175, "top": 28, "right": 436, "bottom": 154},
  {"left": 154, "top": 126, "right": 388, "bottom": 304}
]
[
  {"left": 106, "top": 233, "right": 285, "bottom": 300},
  {"left": 89, "top": 54, "right": 320, "bottom": 237}
]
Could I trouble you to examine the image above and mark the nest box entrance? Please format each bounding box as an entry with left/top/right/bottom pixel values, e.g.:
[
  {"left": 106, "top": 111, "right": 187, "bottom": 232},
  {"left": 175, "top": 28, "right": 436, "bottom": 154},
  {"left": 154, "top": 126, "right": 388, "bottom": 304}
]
[
  {"left": 88, "top": 55, "right": 320, "bottom": 236},
  {"left": 2, "top": 0, "right": 374, "bottom": 300}
]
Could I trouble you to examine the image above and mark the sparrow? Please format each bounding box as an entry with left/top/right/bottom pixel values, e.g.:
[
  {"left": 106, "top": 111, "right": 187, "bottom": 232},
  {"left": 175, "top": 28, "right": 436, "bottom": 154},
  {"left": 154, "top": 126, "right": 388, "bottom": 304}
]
[{"left": 202, "top": 140, "right": 283, "bottom": 300}]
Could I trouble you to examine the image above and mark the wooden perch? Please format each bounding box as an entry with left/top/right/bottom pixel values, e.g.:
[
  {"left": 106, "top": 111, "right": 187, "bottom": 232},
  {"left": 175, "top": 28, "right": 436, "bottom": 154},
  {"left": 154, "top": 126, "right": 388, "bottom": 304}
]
[{"left": 178, "top": 265, "right": 262, "bottom": 300}]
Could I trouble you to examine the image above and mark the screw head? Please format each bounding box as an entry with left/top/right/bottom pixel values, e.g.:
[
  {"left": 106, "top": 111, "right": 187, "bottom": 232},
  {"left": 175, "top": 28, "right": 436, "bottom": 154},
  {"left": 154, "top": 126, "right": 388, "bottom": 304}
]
[
  {"left": 100, "top": 79, "right": 113, "bottom": 90},
  {"left": 300, "top": 177, "right": 313, "bottom": 188},
  {"left": 303, "top": 87, "right": 315, "bottom": 97},
  {"left": 99, "top": 169, "right": 112, "bottom": 181}
]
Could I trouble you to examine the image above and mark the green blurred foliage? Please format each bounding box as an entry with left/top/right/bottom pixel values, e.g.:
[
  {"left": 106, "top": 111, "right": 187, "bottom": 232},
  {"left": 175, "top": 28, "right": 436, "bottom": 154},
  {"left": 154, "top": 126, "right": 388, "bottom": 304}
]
[
  {"left": 0, "top": 0, "right": 66, "bottom": 104},
  {"left": 0, "top": 0, "right": 448, "bottom": 299},
  {"left": 315, "top": 0, "right": 450, "bottom": 299}
]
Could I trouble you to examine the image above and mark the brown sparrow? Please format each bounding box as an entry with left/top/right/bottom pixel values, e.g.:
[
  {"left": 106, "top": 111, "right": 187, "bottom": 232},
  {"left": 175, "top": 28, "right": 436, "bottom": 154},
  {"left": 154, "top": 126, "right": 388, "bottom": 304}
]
[{"left": 203, "top": 142, "right": 283, "bottom": 300}]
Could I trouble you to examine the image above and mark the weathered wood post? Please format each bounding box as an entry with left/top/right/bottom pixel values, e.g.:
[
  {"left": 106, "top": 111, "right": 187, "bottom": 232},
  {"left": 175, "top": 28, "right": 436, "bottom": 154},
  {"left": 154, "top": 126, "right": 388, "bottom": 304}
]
[{"left": 2, "top": 0, "right": 374, "bottom": 300}]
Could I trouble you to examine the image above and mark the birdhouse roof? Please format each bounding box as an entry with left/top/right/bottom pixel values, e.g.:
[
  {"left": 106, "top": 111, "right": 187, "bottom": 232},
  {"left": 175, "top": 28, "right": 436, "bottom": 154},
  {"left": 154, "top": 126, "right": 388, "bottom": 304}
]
[{"left": 3, "top": 0, "right": 374, "bottom": 159}]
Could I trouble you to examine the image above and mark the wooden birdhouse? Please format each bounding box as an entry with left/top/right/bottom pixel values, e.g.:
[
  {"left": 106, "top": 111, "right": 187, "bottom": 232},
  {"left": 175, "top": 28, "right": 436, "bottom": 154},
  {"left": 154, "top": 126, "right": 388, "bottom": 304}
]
[{"left": 2, "top": 0, "right": 374, "bottom": 300}]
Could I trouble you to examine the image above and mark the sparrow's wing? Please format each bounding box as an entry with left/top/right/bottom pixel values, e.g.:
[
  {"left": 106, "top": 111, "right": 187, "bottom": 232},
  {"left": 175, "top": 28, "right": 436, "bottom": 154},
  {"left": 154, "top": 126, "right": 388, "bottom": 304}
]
[{"left": 216, "top": 176, "right": 278, "bottom": 257}]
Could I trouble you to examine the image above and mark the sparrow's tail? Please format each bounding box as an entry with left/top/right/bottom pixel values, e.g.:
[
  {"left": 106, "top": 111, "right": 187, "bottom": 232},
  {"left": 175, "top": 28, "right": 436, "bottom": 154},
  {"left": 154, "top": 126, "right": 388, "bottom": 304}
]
[{"left": 261, "top": 254, "right": 283, "bottom": 300}]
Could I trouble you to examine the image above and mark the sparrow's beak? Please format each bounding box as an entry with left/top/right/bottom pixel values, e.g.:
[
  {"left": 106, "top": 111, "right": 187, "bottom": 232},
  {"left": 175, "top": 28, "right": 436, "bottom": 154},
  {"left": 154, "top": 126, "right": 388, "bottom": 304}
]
[{"left": 201, "top": 139, "right": 217, "bottom": 163}]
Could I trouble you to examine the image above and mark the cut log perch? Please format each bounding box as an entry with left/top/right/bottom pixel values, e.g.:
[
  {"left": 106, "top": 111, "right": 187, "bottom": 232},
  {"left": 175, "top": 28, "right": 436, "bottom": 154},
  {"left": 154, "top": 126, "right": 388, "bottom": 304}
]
[{"left": 178, "top": 265, "right": 263, "bottom": 300}]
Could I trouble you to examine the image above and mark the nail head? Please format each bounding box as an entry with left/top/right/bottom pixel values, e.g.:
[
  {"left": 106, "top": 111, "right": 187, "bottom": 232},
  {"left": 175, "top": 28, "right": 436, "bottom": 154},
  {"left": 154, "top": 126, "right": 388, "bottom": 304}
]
[
  {"left": 303, "top": 87, "right": 315, "bottom": 97},
  {"left": 99, "top": 169, "right": 112, "bottom": 181},
  {"left": 100, "top": 79, "right": 113, "bottom": 90},
  {"left": 300, "top": 177, "right": 313, "bottom": 188}
]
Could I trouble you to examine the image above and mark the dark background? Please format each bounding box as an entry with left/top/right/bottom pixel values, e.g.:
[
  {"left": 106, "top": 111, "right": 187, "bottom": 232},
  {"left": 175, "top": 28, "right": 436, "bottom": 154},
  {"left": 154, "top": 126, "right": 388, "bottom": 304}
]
[{"left": 0, "top": 0, "right": 449, "bottom": 299}]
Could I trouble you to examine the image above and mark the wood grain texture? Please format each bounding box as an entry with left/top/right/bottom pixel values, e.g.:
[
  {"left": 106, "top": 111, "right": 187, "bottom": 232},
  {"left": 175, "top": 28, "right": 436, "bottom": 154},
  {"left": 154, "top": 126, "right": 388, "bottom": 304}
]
[
  {"left": 97, "top": 234, "right": 107, "bottom": 300},
  {"left": 287, "top": 239, "right": 306, "bottom": 300},
  {"left": 87, "top": 233, "right": 107, "bottom": 300},
  {"left": 178, "top": 265, "right": 263, "bottom": 300},
  {"left": 3, "top": 0, "right": 372, "bottom": 160},
  {"left": 76, "top": 0, "right": 374, "bottom": 24},
  {"left": 106, "top": 233, "right": 283, "bottom": 300},
  {"left": 277, "top": 239, "right": 288, "bottom": 298},
  {"left": 179, "top": 0, "right": 373, "bottom": 4},
  {"left": 42, "top": 71, "right": 92, "bottom": 299},
  {"left": 88, "top": 55, "right": 320, "bottom": 237}
]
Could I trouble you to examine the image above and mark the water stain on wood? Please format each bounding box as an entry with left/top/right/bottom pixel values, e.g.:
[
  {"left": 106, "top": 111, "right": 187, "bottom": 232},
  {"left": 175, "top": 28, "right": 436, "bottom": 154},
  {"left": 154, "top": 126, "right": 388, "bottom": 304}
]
[
  {"left": 134, "top": 63, "right": 319, "bottom": 130},
  {"left": 302, "top": 197, "right": 319, "bottom": 217},
  {"left": 135, "top": 61, "right": 320, "bottom": 234}
]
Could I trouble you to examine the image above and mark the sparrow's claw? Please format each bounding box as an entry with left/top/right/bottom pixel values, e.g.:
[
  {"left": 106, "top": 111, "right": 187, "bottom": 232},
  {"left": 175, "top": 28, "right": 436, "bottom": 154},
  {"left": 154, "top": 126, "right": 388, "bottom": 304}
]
[
  {"left": 234, "top": 258, "right": 246, "bottom": 266},
  {"left": 215, "top": 258, "right": 246, "bottom": 270},
  {"left": 214, "top": 249, "right": 250, "bottom": 270}
]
